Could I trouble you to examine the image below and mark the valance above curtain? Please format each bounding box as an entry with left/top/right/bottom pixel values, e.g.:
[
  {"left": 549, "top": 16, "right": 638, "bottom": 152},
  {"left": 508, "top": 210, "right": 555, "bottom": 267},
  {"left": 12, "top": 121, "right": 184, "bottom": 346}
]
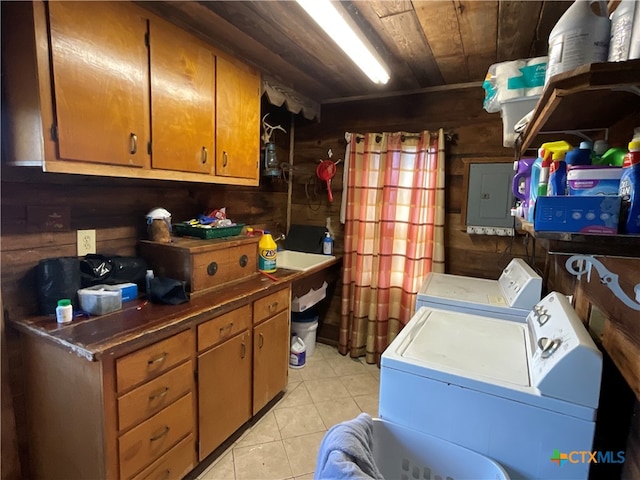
[{"left": 261, "top": 76, "right": 320, "bottom": 121}]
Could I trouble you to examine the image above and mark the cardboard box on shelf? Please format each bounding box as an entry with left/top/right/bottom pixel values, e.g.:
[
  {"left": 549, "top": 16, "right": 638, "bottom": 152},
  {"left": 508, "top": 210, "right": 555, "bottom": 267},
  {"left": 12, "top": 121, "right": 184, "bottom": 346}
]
[{"left": 534, "top": 196, "right": 621, "bottom": 234}]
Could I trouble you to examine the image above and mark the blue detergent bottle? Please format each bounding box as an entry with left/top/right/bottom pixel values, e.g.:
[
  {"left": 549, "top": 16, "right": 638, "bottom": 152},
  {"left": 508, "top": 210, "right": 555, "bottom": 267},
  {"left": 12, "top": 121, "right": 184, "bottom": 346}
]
[
  {"left": 527, "top": 150, "right": 543, "bottom": 222},
  {"left": 619, "top": 141, "right": 640, "bottom": 234}
]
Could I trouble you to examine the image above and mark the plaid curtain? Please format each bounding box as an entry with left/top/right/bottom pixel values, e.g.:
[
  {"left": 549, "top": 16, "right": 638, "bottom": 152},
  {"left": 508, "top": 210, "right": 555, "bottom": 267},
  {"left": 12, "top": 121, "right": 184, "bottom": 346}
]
[{"left": 339, "top": 130, "right": 445, "bottom": 364}]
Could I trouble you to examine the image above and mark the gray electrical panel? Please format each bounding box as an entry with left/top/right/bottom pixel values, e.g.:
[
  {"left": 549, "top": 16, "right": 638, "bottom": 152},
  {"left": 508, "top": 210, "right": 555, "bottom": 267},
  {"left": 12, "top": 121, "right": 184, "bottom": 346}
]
[{"left": 466, "top": 162, "right": 515, "bottom": 236}]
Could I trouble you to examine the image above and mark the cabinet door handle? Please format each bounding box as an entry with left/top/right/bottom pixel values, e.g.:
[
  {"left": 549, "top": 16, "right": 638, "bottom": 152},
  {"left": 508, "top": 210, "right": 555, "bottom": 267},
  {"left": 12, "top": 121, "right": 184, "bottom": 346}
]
[
  {"left": 240, "top": 342, "right": 246, "bottom": 359},
  {"left": 147, "top": 352, "right": 168, "bottom": 365},
  {"left": 149, "top": 426, "right": 170, "bottom": 442},
  {"left": 148, "top": 387, "right": 169, "bottom": 401},
  {"left": 219, "top": 322, "right": 234, "bottom": 336},
  {"left": 223, "top": 151, "right": 228, "bottom": 167},
  {"left": 130, "top": 132, "right": 138, "bottom": 154},
  {"left": 268, "top": 301, "right": 278, "bottom": 312},
  {"left": 258, "top": 333, "right": 264, "bottom": 348},
  {"left": 201, "top": 146, "right": 208, "bottom": 164}
]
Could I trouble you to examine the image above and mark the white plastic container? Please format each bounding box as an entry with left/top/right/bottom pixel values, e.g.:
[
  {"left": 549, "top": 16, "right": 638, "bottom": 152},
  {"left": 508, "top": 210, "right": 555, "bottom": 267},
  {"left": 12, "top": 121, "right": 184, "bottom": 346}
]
[
  {"left": 372, "top": 419, "right": 510, "bottom": 480},
  {"left": 500, "top": 96, "right": 539, "bottom": 147},
  {"left": 289, "top": 335, "right": 306, "bottom": 369},
  {"left": 78, "top": 285, "right": 122, "bottom": 315},
  {"left": 608, "top": 0, "right": 640, "bottom": 61},
  {"left": 291, "top": 317, "right": 318, "bottom": 357},
  {"left": 546, "top": 0, "right": 611, "bottom": 83}
]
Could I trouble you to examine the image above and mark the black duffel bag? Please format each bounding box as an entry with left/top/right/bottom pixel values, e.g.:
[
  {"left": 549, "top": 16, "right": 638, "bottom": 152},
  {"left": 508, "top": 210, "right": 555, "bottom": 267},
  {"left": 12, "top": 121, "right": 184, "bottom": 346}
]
[{"left": 80, "top": 254, "right": 148, "bottom": 288}]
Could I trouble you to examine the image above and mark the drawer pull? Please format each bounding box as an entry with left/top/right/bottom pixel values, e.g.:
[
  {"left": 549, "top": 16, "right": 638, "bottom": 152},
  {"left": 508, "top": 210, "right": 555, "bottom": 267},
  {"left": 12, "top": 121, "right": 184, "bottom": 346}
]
[
  {"left": 268, "top": 301, "right": 279, "bottom": 311},
  {"left": 219, "top": 322, "right": 234, "bottom": 335},
  {"left": 148, "top": 387, "right": 170, "bottom": 401},
  {"left": 207, "top": 262, "right": 218, "bottom": 276},
  {"left": 239, "top": 254, "right": 248, "bottom": 268},
  {"left": 130, "top": 132, "right": 138, "bottom": 154},
  {"left": 147, "top": 352, "right": 168, "bottom": 366},
  {"left": 258, "top": 333, "right": 264, "bottom": 348},
  {"left": 149, "top": 426, "right": 170, "bottom": 442},
  {"left": 240, "top": 342, "right": 246, "bottom": 358},
  {"left": 159, "top": 469, "right": 171, "bottom": 480}
]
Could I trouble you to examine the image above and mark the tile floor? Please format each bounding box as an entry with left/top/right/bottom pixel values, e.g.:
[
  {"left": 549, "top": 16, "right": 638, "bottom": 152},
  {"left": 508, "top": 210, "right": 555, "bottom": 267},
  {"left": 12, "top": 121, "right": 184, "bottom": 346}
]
[{"left": 197, "top": 342, "right": 380, "bottom": 480}]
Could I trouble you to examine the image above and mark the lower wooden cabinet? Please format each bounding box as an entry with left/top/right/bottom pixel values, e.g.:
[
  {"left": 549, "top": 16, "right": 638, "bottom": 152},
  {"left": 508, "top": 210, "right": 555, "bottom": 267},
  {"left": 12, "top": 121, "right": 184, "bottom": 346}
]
[
  {"left": 19, "top": 286, "right": 290, "bottom": 479},
  {"left": 198, "top": 329, "right": 252, "bottom": 460}
]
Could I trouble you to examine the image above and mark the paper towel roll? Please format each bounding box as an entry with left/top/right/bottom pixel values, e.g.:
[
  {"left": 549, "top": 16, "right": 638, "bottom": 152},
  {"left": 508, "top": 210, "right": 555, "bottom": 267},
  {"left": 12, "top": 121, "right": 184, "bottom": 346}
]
[
  {"left": 496, "top": 60, "right": 526, "bottom": 103},
  {"left": 525, "top": 56, "right": 548, "bottom": 96}
]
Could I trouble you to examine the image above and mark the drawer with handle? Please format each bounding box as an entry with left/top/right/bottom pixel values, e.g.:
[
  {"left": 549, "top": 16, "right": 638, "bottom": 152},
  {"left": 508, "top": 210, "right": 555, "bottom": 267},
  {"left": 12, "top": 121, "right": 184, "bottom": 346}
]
[
  {"left": 253, "top": 287, "right": 289, "bottom": 324},
  {"left": 117, "top": 361, "right": 193, "bottom": 432},
  {"left": 119, "top": 392, "right": 194, "bottom": 480},
  {"left": 197, "top": 304, "right": 251, "bottom": 352},
  {"left": 130, "top": 433, "right": 195, "bottom": 480},
  {"left": 116, "top": 330, "right": 193, "bottom": 393}
]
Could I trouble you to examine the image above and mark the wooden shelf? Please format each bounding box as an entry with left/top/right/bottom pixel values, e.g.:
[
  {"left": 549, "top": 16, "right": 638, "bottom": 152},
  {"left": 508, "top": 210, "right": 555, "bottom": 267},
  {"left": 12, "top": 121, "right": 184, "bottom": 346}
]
[
  {"left": 519, "top": 60, "right": 640, "bottom": 151},
  {"left": 518, "top": 218, "right": 640, "bottom": 256}
]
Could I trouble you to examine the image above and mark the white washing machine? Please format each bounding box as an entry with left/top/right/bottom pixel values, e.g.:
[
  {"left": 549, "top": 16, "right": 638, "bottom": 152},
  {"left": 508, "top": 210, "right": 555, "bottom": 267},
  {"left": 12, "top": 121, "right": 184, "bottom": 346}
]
[
  {"left": 416, "top": 257, "right": 542, "bottom": 321},
  {"left": 380, "top": 292, "right": 602, "bottom": 480}
]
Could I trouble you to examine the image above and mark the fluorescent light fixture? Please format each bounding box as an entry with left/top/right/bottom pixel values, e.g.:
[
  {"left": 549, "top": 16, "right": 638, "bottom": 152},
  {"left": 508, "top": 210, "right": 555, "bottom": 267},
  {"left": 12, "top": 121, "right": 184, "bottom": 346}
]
[{"left": 296, "top": 0, "right": 390, "bottom": 84}]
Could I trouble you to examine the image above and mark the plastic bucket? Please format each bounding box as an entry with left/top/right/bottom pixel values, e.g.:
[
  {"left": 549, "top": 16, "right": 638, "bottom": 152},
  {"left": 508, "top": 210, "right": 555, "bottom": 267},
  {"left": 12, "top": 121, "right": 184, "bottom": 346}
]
[{"left": 291, "top": 316, "right": 318, "bottom": 357}]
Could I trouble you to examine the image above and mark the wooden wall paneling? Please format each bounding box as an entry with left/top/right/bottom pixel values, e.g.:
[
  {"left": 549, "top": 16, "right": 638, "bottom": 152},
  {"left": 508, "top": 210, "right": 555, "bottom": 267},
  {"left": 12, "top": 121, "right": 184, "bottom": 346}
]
[
  {"left": 1, "top": 296, "right": 22, "bottom": 480},
  {"left": 622, "top": 401, "right": 640, "bottom": 479}
]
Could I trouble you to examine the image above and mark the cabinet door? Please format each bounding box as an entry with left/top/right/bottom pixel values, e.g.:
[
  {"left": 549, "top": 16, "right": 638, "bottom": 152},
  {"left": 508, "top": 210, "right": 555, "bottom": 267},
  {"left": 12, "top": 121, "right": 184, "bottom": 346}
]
[
  {"left": 198, "top": 330, "right": 251, "bottom": 460},
  {"left": 150, "top": 18, "right": 215, "bottom": 174},
  {"left": 216, "top": 56, "right": 260, "bottom": 181},
  {"left": 48, "top": 1, "right": 150, "bottom": 167},
  {"left": 253, "top": 311, "right": 289, "bottom": 414}
]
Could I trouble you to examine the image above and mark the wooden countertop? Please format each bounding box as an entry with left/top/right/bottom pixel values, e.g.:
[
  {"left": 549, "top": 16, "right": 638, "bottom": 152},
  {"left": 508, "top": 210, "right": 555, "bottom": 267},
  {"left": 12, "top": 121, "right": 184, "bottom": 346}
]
[{"left": 8, "top": 256, "right": 342, "bottom": 362}]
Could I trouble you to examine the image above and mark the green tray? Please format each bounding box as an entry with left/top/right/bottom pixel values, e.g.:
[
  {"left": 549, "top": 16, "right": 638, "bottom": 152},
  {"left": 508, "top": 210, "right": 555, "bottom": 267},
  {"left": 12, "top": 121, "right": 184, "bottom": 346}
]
[{"left": 173, "top": 223, "right": 245, "bottom": 239}]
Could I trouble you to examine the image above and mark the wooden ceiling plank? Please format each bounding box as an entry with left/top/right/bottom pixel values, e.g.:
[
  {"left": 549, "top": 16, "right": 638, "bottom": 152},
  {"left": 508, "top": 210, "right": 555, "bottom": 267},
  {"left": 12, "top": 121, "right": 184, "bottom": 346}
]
[
  {"left": 413, "top": 1, "right": 469, "bottom": 84},
  {"left": 497, "top": 1, "right": 543, "bottom": 62},
  {"left": 367, "top": 0, "right": 414, "bottom": 17},
  {"left": 379, "top": 11, "right": 444, "bottom": 86},
  {"left": 455, "top": 0, "right": 499, "bottom": 80}
]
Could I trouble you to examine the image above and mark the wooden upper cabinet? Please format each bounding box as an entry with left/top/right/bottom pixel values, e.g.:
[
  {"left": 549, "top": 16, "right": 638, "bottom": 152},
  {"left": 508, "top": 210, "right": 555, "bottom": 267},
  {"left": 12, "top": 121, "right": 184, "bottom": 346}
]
[
  {"left": 216, "top": 56, "right": 261, "bottom": 181},
  {"left": 48, "top": 1, "right": 150, "bottom": 167},
  {"left": 149, "top": 18, "right": 215, "bottom": 174}
]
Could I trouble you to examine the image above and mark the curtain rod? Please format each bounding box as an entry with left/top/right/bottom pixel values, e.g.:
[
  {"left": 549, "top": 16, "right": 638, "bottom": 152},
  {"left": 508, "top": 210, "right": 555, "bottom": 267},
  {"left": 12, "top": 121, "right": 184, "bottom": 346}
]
[{"left": 353, "top": 130, "right": 455, "bottom": 143}]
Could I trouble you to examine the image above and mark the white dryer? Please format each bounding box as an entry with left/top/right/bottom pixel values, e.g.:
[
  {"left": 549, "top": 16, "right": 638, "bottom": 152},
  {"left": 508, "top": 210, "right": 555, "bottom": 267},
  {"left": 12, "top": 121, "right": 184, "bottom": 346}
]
[
  {"left": 416, "top": 257, "right": 542, "bottom": 321},
  {"left": 380, "top": 292, "right": 602, "bottom": 480}
]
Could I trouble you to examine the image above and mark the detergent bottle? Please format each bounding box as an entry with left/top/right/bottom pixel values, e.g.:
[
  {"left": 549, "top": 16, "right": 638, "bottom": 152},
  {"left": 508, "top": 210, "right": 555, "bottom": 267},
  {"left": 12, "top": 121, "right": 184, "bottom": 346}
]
[
  {"left": 546, "top": 0, "right": 611, "bottom": 83},
  {"left": 513, "top": 157, "right": 535, "bottom": 218},
  {"left": 258, "top": 231, "right": 277, "bottom": 273},
  {"left": 565, "top": 142, "right": 593, "bottom": 166},
  {"left": 619, "top": 141, "right": 640, "bottom": 233},
  {"left": 527, "top": 150, "right": 544, "bottom": 222}
]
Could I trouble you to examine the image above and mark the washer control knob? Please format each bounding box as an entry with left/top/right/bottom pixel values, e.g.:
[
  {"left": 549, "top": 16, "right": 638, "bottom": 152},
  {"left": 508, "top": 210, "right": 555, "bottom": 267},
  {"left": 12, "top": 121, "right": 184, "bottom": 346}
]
[{"left": 538, "top": 337, "right": 562, "bottom": 358}]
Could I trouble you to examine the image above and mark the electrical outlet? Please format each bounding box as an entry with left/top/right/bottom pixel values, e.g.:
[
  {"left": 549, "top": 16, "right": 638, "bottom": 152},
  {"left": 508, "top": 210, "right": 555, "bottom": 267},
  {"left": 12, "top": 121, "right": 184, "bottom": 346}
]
[{"left": 77, "top": 229, "right": 96, "bottom": 256}]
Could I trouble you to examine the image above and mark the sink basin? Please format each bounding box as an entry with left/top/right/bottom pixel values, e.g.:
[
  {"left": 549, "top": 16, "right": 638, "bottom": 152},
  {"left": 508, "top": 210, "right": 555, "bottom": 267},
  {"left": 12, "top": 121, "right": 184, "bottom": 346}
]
[{"left": 276, "top": 250, "right": 335, "bottom": 272}]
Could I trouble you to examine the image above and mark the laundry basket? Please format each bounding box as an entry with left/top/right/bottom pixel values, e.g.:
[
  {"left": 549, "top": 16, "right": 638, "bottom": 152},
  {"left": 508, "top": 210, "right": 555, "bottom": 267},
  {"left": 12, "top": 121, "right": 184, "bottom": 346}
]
[{"left": 372, "top": 419, "right": 510, "bottom": 480}]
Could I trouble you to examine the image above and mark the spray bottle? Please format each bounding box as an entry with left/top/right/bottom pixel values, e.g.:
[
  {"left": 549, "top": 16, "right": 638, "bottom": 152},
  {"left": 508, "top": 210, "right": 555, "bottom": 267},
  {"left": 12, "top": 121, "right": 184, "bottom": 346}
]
[{"left": 537, "top": 141, "right": 573, "bottom": 196}]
